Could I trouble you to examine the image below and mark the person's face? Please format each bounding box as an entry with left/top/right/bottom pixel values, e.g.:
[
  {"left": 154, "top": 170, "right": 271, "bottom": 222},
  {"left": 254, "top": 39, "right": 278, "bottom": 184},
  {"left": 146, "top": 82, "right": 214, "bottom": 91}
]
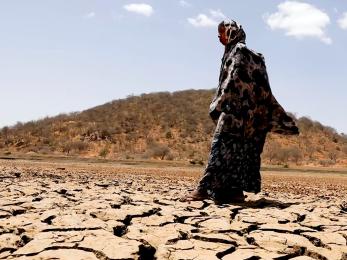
[{"left": 218, "top": 26, "right": 228, "bottom": 46}]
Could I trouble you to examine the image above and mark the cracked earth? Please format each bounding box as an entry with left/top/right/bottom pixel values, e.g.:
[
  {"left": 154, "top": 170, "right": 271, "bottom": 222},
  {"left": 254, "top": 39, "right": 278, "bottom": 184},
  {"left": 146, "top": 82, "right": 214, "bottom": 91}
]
[{"left": 0, "top": 160, "right": 346, "bottom": 260}]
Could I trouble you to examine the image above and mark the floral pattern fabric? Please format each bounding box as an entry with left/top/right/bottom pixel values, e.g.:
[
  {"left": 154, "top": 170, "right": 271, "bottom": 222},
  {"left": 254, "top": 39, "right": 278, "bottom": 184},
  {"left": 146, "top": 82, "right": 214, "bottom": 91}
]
[{"left": 197, "top": 20, "right": 299, "bottom": 200}]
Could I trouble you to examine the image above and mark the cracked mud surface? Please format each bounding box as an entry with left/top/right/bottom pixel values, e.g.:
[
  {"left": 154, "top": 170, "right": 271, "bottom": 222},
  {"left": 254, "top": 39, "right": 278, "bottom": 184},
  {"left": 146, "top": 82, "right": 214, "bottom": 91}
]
[{"left": 0, "top": 160, "right": 346, "bottom": 260}]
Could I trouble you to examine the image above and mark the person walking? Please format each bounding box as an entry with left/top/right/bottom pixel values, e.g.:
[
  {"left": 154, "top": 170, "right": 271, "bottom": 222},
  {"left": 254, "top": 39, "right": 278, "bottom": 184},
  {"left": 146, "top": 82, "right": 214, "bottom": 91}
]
[{"left": 186, "top": 20, "right": 299, "bottom": 203}]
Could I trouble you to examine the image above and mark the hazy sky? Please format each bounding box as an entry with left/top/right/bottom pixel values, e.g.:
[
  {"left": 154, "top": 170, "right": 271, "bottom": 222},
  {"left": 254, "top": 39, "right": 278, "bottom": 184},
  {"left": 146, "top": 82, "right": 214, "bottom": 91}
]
[{"left": 1, "top": 0, "right": 346, "bottom": 133}]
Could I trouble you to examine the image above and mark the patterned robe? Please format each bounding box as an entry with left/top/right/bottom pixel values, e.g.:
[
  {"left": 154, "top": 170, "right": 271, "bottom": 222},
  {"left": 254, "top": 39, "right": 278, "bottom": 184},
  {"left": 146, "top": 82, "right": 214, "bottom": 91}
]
[{"left": 197, "top": 21, "right": 299, "bottom": 202}]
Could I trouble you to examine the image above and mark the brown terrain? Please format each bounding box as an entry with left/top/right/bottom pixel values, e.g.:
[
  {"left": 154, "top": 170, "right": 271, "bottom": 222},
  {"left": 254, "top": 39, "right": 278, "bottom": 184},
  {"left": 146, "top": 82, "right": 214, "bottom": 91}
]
[
  {"left": 0, "top": 158, "right": 346, "bottom": 259},
  {"left": 0, "top": 90, "right": 346, "bottom": 259},
  {"left": 0, "top": 89, "right": 346, "bottom": 167}
]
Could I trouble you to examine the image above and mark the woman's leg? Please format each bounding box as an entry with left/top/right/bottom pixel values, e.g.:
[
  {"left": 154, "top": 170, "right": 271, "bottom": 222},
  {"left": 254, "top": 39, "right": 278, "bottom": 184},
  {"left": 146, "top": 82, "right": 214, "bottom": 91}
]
[{"left": 182, "top": 133, "right": 222, "bottom": 201}]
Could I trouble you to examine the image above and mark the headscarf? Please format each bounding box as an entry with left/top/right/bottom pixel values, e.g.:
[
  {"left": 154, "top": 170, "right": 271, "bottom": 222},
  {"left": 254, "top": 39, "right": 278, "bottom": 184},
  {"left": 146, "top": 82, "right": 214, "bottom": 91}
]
[{"left": 218, "top": 19, "right": 246, "bottom": 46}]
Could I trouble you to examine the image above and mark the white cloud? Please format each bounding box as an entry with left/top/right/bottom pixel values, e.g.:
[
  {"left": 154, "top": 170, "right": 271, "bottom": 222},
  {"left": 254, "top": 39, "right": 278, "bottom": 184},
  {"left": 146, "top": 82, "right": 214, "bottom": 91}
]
[
  {"left": 85, "top": 12, "right": 95, "bottom": 19},
  {"left": 209, "top": 9, "right": 226, "bottom": 19},
  {"left": 265, "top": 1, "right": 332, "bottom": 44},
  {"left": 188, "top": 14, "right": 217, "bottom": 27},
  {"left": 188, "top": 9, "right": 226, "bottom": 28},
  {"left": 338, "top": 12, "right": 347, "bottom": 30},
  {"left": 179, "top": 0, "right": 191, "bottom": 8},
  {"left": 123, "top": 3, "right": 154, "bottom": 17}
]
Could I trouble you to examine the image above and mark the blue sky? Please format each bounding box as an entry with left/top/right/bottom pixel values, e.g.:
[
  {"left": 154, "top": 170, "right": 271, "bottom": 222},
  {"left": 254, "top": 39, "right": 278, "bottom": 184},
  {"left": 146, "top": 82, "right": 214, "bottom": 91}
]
[{"left": 0, "top": 0, "right": 346, "bottom": 134}]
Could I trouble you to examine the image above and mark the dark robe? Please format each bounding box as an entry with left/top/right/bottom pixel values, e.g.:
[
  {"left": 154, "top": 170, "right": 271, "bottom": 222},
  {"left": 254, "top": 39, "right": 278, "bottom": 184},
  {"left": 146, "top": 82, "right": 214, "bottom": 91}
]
[{"left": 197, "top": 32, "right": 298, "bottom": 201}]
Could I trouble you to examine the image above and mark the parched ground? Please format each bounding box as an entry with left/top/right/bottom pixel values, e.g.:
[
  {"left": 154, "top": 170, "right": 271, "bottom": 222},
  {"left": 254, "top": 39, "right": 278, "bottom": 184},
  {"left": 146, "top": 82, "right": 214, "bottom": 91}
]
[{"left": 0, "top": 159, "right": 346, "bottom": 260}]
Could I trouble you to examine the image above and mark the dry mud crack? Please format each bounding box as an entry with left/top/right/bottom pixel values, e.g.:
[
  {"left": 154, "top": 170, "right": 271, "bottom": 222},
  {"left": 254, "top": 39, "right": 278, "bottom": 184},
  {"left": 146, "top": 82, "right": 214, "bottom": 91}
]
[{"left": 0, "top": 161, "right": 346, "bottom": 260}]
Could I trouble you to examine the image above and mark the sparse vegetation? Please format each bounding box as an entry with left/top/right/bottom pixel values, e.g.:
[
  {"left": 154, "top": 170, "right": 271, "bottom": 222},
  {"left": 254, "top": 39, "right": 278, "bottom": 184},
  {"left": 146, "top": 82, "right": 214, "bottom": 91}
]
[
  {"left": 99, "top": 145, "right": 110, "bottom": 158},
  {"left": 0, "top": 89, "right": 346, "bottom": 166},
  {"left": 145, "top": 139, "right": 171, "bottom": 160}
]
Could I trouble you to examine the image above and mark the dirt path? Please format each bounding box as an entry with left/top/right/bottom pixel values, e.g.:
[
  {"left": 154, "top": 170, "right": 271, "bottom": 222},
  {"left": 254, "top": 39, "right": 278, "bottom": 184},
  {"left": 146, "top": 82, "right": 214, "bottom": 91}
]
[{"left": 0, "top": 160, "right": 346, "bottom": 259}]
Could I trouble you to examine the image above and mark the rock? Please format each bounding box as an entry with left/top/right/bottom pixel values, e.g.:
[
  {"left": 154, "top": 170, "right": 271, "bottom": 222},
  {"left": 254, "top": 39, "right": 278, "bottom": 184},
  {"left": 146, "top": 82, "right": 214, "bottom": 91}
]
[
  {"left": 157, "top": 243, "right": 231, "bottom": 260},
  {"left": 0, "top": 210, "right": 11, "bottom": 218},
  {"left": 32, "top": 249, "right": 98, "bottom": 260},
  {"left": 13, "top": 232, "right": 56, "bottom": 256},
  {"left": 0, "top": 233, "right": 21, "bottom": 252},
  {"left": 126, "top": 223, "right": 194, "bottom": 248},
  {"left": 0, "top": 214, "right": 49, "bottom": 237},
  {"left": 222, "top": 248, "right": 287, "bottom": 259},
  {"left": 2, "top": 205, "right": 26, "bottom": 216},
  {"left": 132, "top": 213, "right": 175, "bottom": 226},
  {"left": 13, "top": 230, "right": 142, "bottom": 259},
  {"left": 290, "top": 257, "right": 316, "bottom": 260},
  {"left": 302, "top": 231, "right": 346, "bottom": 247},
  {"left": 236, "top": 207, "right": 296, "bottom": 224},
  {"left": 191, "top": 233, "right": 238, "bottom": 246},
  {"left": 167, "top": 208, "right": 202, "bottom": 224},
  {"left": 95, "top": 182, "right": 111, "bottom": 188},
  {"left": 0, "top": 251, "right": 12, "bottom": 259},
  {"left": 89, "top": 205, "right": 160, "bottom": 223},
  {"left": 47, "top": 213, "right": 106, "bottom": 230},
  {"left": 32, "top": 196, "right": 43, "bottom": 202},
  {"left": 56, "top": 188, "right": 68, "bottom": 195},
  {"left": 248, "top": 231, "right": 345, "bottom": 260},
  {"left": 198, "top": 218, "right": 231, "bottom": 232},
  {"left": 259, "top": 223, "right": 315, "bottom": 233},
  {"left": 78, "top": 230, "right": 142, "bottom": 259}
]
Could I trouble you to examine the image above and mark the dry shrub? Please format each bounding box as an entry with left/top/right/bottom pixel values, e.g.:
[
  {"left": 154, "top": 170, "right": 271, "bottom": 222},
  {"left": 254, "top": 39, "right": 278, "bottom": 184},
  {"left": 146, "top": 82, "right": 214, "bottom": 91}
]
[
  {"left": 319, "top": 159, "right": 336, "bottom": 167},
  {"left": 342, "top": 145, "right": 347, "bottom": 155},
  {"left": 166, "top": 153, "right": 175, "bottom": 161},
  {"left": 145, "top": 139, "right": 171, "bottom": 160},
  {"left": 328, "top": 151, "right": 338, "bottom": 163},
  {"left": 288, "top": 146, "right": 303, "bottom": 165},
  {"left": 297, "top": 117, "right": 314, "bottom": 132},
  {"left": 38, "top": 146, "right": 52, "bottom": 155},
  {"left": 99, "top": 145, "right": 110, "bottom": 158},
  {"left": 263, "top": 144, "right": 303, "bottom": 165},
  {"left": 62, "top": 141, "right": 89, "bottom": 155},
  {"left": 263, "top": 141, "right": 281, "bottom": 163}
]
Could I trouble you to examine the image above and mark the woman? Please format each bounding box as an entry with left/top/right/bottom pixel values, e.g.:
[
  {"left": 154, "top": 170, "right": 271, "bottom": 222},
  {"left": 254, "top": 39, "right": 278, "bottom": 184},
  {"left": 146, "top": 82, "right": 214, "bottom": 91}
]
[{"left": 187, "top": 20, "right": 299, "bottom": 203}]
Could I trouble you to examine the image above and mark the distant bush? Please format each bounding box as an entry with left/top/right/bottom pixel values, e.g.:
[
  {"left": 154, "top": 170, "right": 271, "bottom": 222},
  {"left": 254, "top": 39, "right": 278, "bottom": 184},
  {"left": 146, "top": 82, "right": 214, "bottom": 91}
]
[
  {"left": 165, "top": 131, "right": 173, "bottom": 139},
  {"left": 145, "top": 139, "right": 171, "bottom": 160},
  {"left": 342, "top": 145, "right": 347, "bottom": 154},
  {"left": 263, "top": 143, "right": 303, "bottom": 165},
  {"left": 319, "top": 159, "right": 336, "bottom": 167},
  {"left": 297, "top": 117, "right": 314, "bottom": 132},
  {"left": 62, "top": 141, "right": 89, "bottom": 155},
  {"left": 26, "top": 145, "right": 39, "bottom": 153},
  {"left": 0, "top": 126, "right": 9, "bottom": 139},
  {"left": 38, "top": 146, "right": 52, "bottom": 155},
  {"left": 276, "top": 148, "right": 290, "bottom": 164},
  {"left": 99, "top": 145, "right": 110, "bottom": 158},
  {"left": 166, "top": 153, "right": 175, "bottom": 161},
  {"left": 328, "top": 151, "right": 337, "bottom": 163},
  {"left": 72, "top": 141, "right": 89, "bottom": 152},
  {"left": 288, "top": 146, "right": 303, "bottom": 165},
  {"left": 263, "top": 141, "right": 281, "bottom": 163}
]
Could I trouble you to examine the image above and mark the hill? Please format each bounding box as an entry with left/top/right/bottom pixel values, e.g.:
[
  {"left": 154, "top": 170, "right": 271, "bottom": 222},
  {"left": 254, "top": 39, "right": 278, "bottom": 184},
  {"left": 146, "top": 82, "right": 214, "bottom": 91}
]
[{"left": 1, "top": 89, "right": 346, "bottom": 166}]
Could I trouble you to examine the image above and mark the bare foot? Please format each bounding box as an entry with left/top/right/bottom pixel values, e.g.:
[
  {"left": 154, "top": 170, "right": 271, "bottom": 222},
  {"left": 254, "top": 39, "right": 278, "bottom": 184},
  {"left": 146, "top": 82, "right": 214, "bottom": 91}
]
[{"left": 179, "top": 189, "right": 209, "bottom": 202}]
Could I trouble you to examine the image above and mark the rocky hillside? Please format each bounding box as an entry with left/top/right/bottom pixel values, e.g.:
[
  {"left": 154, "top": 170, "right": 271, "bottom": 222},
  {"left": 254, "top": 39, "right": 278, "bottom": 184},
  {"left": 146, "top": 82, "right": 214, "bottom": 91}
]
[{"left": 1, "top": 89, "right": 346, "bottom": 166}]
